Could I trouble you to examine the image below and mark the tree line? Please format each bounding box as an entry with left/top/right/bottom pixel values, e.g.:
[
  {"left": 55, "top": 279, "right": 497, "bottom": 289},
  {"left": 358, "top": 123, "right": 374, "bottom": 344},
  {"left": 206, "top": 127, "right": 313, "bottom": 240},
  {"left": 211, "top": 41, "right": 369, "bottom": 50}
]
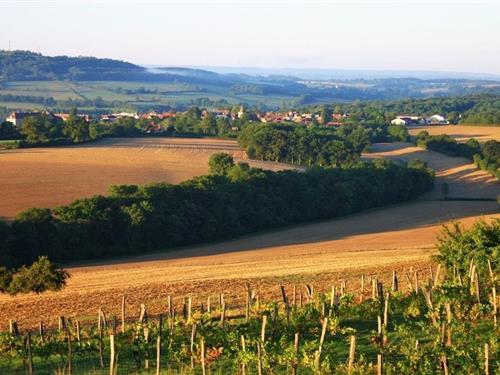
[
  {"left": 237, "top": 122, "right": 409, "bottom": 166},
  {"left": 0, "top": 155, "right": 434, "bottom": 272},
  {"left": 415, "top": 131, "right": 499, "bottom": 179},
  {"left": 305, "top": 94, "right": 500, "bottom": 125}
]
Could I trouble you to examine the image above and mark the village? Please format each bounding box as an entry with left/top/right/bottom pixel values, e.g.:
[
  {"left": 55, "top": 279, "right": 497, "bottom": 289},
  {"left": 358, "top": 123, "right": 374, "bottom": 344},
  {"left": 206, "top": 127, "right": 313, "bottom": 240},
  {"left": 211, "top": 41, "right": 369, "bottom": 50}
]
[{"left": 4, "top": 107, "right": 451, "bottom": 131}]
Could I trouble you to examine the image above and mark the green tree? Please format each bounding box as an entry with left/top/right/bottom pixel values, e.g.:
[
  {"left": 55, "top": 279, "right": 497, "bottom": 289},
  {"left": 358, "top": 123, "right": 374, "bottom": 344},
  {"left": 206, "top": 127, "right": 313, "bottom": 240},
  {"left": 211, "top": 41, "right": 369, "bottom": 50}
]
[
  {"left": 0, "top": 121, "right": 20, "bottom": 140},
  {"left": 20, "top": 115, "right": 53, "bottom": 142},
  {"left": 0, "top": 267, "right": 12, "bottom": 293},
  {"left": 63, "top": 115, "right": 90, "bottom": 142},
  {"left": 208, "top": 153, "right": 235, "bottom": 176},
  {"left": 199, "top": 113, "right": 217, "bottom": 134},
  {"left": 7, "top": 256, "right": 69, "bottom": 295}
]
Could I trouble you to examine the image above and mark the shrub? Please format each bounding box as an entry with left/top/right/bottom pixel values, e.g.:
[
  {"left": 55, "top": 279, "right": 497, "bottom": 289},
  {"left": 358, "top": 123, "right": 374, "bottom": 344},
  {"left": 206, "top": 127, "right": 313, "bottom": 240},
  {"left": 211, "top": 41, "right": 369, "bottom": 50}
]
[
  {"left": 434, "top": 219, "right": 500, "bottom": 279},
  {"left": 6, "top": 256, "right": 69, "bottom": 295},
  {"left": 208, "top": 153, "right": 235, "bottom": 176}
]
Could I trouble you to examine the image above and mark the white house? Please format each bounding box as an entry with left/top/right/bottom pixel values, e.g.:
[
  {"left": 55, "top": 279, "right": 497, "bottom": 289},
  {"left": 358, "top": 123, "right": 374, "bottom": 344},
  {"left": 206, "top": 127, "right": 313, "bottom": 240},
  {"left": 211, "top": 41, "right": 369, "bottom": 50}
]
[
  {"left": 426, "top": 114, "right": 449, "bottom": 125},
  {"left": 391, "top": 117, "right": 410, "bottom": 125}
]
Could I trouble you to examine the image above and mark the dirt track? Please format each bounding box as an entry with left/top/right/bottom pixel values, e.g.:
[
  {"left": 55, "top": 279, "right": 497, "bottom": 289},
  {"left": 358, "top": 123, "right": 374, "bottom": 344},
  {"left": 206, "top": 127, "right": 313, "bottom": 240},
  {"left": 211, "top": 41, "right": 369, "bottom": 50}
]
[{"left": 0, "top": 139, "right": 498, "bottom": 330}]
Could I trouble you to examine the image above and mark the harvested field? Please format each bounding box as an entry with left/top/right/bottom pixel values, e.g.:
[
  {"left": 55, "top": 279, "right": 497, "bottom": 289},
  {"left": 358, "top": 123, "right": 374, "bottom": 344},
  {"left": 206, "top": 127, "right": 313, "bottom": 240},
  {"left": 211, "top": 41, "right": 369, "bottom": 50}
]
[
  {"left": 0, "top": 141, "right": 498, "bottom": 330},
  {"left": 408, "top": 124, "right": 500, "bottom": 143},
  {"left": 0, "top": 137, "right": 294, "bottom": 220}
]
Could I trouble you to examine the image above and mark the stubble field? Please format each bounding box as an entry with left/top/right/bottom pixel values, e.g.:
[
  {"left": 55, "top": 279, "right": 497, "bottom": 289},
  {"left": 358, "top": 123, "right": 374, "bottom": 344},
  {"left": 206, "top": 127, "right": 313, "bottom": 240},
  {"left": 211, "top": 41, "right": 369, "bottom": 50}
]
[
  {"left": 0, "top": 137, "right": 293, "bottom": 221},
  {"left": 407, "top": 124, "right": 500, "bottom": 143},
  {"left": 0, "top": 130, "right": 498, "bottom": 329}
]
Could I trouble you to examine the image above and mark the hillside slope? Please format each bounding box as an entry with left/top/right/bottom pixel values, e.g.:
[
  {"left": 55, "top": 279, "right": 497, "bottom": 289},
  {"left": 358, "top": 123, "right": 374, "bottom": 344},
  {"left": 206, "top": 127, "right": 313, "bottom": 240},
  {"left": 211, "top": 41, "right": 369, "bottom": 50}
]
[{"left": 0, "top": 141, "right": 497, "bottom": 329}]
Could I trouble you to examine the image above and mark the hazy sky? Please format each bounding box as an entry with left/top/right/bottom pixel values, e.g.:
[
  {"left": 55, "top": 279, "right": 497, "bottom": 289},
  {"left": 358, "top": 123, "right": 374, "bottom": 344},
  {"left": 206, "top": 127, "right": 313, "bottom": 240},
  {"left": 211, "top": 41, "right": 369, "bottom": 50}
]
[{"left": 1, "top": 0, "right": 500, "bottom": 74}]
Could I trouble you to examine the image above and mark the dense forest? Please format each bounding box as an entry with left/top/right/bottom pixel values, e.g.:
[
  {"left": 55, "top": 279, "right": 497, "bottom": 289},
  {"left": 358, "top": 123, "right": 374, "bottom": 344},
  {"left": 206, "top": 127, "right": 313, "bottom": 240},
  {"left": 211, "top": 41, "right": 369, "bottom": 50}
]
[
  {"left": 0, "top": 51, "right": 144, "bottom": 81},
  {"left": 237, "top": 123, "right": 408, "bottom": 166},
  {"left": 0, "top": 156, "right": 434, "bottom": 269}
]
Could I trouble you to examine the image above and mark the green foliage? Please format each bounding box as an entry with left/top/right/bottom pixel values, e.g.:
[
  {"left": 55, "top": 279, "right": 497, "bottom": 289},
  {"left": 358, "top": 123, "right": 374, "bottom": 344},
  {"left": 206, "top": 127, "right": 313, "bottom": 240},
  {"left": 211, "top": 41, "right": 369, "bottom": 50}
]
[
  {"left": 0, "top": 256, "right": 68, "bottom": 295},
  {"left": 1, "top": 162, "right": 433, "bottom": 267},
  {"left": 415, "top": 132, "right": 499, "bottom": 179},
  {"left": 208, "top": 153, "right": 235, "bottom": 176},
  {"left": 238, "top": 123, "right": 367, "bottom": 166},
  {"left": 0, "top": 269, "right": 496, "bottom": 373},
  {"left": 20, "top": 114, "right": 61, "bottom": 142},
  {"left": 434, "top": 219, "right": 500, "bottom": 279},
  {"left": 387, "top": 125, "right": 410, "bottom": 142}
]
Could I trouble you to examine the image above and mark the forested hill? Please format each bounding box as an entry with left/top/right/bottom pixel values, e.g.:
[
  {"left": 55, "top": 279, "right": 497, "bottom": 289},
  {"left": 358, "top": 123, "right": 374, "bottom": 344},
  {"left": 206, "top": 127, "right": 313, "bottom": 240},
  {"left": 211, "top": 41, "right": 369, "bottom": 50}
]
[{"left": 0, "top": 50, "right": 147, "bottom": 81}]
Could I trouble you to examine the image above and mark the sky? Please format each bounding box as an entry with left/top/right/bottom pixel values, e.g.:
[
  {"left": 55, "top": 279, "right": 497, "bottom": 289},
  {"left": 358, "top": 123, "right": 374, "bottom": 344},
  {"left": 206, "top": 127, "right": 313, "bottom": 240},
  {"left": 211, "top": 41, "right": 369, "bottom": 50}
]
[{"left": 1, "top": 0, "right": 500, "bottom": 75}]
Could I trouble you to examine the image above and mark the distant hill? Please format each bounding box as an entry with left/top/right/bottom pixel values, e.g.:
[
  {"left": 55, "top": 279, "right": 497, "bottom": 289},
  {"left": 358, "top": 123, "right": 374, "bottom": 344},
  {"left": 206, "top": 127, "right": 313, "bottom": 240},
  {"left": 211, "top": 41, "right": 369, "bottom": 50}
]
[
  {"left": 0, "top": 50, "right": 499, "bottom": 111},
  {"left": 0, "top": 50, "right": 146, "bottom": 81}
]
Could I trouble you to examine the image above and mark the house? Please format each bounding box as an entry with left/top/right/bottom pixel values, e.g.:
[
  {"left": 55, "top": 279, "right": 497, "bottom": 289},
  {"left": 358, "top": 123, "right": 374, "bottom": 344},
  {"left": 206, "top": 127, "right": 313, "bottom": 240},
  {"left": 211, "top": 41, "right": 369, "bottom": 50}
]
[
  {"left": 326, "top": 121, "right": 342, "bottom": 127},
  {"left": 390, "top": 115, "right": 425, "bottom": 126},
  {"left": 54, "top": 113, "right": 92, "bottom": 122},
  {"left": 426, "top": 114, "right": 449, "bottom": 125},
  {"left": 5, "top": 111, "right": 41, "bottom": 127},
  {"left": 391, "top": 117, "right": 411, "bottom": 125}
]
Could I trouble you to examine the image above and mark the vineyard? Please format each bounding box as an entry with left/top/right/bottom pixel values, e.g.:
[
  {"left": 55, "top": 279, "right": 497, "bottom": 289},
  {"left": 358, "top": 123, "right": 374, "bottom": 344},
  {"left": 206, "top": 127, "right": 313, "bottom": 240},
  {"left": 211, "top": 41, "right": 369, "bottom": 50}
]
[{"left": 0, "top": 261, "right": 497, "bottom": 374}]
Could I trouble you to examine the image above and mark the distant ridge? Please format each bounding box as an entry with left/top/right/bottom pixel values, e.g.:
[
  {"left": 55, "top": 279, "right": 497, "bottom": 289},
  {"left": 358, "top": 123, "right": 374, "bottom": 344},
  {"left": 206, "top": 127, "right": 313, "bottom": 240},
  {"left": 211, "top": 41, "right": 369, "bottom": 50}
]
[{"left": 191, "top": 66, "right": 500, "bottom": 81}]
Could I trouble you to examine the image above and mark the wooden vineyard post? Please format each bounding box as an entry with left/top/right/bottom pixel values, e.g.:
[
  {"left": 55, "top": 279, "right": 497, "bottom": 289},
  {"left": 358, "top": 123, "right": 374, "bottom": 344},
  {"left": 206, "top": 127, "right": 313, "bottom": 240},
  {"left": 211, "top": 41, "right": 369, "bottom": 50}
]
[
  {"left": 109, "top": 334, "right": 116, "bottom": 375},
  {"left": 414, "top": 271, "right": 419, "bottom": 294},
  {"left": 377, "top": 316, "right": 383, "bottom": 347},
  {"left": 391, "top": 270, "right": 398, "bottom": 292},
  {"left": 377, "top": 353, "right": 383, "bottom": 375},
  {"left": 207, "top": 296, "right": 211, "bottom": 314},
  {"left": 261, "top": 315, "right": 267, "bottom": 343},
  {"left": 241, "top": 335, "right": 247, "bottom": 375},
  {"left": 220, "top": 300, "right": 226, "bottom": 328},
  {"left": 187, "top": 296, "right": 192, "bottom": 322},
  {"left": 139, "top": 303, "right": 147, "bottom": 323},
  {"left": 441, "top": 355, "right": 449, "bottom": 375},
  {"left": 26, "top": 332, "right": 33, "bottom": 375},
  {"left": 144, "top": 327, "right": 150, "bottom": 370},
  {"left": 257, "top": 343, "right": 263, "bottom": 375},
  {"left": 445, "top": 303, "right": 452, "bottom": 347},
  {"left": 293, "top": 285, "right": 297, "bottom": 307},
  {"left": 383, "top": 293, "right": 389, "bottom": 326},
  {"left": 372, "top": 279, "right": 377, "bottom": 300},
  {"left": 245, "top": 288, "right": 250, "bottom": 323},
  {"left": 360, "top": 275, "right": 365, "bottom": 303},
  {"left": 348, "top": 335, "right": 356, "bottom": 373},
  {"left": 292, "top": 332, "right": 299, "bottom": 375},
  {"left": 475, "top": 270, "right": 481, "bottom": 304},
  {"left": 190, "top": 323, "right": 198, "bottom": 367},
  {"left": 58, "top": 316, "right": 66, "bottom": 332},
  {"left": 66, "top": 326, "right": 73, "bottom": 375},
  {"left": 434, "top": 264, "right": 442, "bottom": 287},
  {"left": 39, "top": 321, "right": 45, "bottom": 344},
  {"left": 484, "top": 343, "right": 489, "bottom": 375},
  {"left": 156, "top": 334, "right": 161, "bottom": 375},
  {"left": 76, "top": 320, "right": 81, "bottom": 344},
  {"left": 98, "top": 309, "right": 104, "bottom": 368},
  {"left": 492, "top": 285, "right": 497, "bottom": 327},
  {"left": 315, "top": 317, "right": 328, "bottom": 369},
  {"left": 280, "top": 285, "right": 290, "bottom": 323},
  {"left": 121, "top": 295, "right": 126, "bottom": 333},
  {"left": 199, "top": 337, "right": 206, "bottom": 375}
]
